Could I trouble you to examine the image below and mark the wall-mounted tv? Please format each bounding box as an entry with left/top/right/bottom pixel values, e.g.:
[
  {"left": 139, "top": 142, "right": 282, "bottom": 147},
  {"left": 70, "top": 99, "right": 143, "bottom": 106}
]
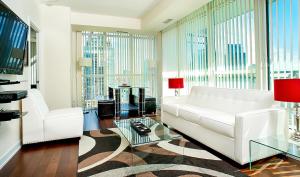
[{"left": 0, "top": 1, "right": 29, "bottom": 75}]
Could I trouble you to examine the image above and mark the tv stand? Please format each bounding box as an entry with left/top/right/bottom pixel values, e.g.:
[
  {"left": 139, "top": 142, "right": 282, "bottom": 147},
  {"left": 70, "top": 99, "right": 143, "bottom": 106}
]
[
  {"left": 0, "top": 79, "right": 20, "bottom": 85},
  {"left": 0, "top": 81, "right": 27, "bottom": 124},
  {"left": 0, "top": 90, "right": 27, "bottom": 103}
]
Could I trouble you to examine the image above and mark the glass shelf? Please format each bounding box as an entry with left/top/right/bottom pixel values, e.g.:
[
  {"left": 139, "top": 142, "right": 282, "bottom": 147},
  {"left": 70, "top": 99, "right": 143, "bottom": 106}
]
[{"left": 249, "top": 135, "right": 300, "bottom": 169}]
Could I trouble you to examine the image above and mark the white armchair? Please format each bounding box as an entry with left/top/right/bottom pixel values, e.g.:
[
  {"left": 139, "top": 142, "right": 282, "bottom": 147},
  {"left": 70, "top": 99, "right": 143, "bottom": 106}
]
[{"left": 22, "top": 89, "right": 83, "bottom": 144}]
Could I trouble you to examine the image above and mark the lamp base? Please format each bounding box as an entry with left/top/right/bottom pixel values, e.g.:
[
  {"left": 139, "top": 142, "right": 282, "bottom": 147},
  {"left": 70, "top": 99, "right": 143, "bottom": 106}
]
[
  {"left": 291, "top": 131, "right": 300, "bottom": 142},
  {"left": 175, "top": 89, "right": 179, "bottom": 96},
  {"left": 291, "top": 103, "right": 300, "bottom": 142}
]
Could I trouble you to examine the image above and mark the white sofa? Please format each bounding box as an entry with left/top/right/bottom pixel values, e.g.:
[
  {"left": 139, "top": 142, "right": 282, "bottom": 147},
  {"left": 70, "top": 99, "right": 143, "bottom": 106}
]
[
  {"left": 162, "top": 86, "right": 288, "bottom": 165},
  {"left": 22, "top": 89, "right": 83, "bottom": 144}
]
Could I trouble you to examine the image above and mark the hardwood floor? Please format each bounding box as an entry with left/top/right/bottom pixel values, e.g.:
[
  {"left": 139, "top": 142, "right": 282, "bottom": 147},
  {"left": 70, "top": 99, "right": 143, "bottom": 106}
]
[
  {"left": 0, "top": 112, "right": 115, "bottom": 177},
  {"left": 0, "top": 138, "right": 79, "bottom": 177}
]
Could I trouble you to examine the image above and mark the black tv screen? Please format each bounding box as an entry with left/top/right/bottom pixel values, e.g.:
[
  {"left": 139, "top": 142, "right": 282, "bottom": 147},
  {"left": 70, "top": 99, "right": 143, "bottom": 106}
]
[{"left": 0, "top": 1, "right": 28, "bottom": 75}]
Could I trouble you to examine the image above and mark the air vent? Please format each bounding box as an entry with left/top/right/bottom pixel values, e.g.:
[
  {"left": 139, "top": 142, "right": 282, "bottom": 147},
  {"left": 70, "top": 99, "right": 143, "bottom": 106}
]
[
  {"left": 163, "top": 19, "right": 174, "bottom": 24},
  {"left": 43, "top": 0, "right": 59, "bottom": 2},
  {"left": 116, "top": 31, "right": 129, "bottom": 34}
]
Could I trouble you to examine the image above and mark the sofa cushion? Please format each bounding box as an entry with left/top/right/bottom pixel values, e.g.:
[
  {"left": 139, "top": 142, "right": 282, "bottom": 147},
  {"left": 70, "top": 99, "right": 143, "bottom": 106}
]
[
  {"left": 178, "top": 104, "right": 235, "bottom": 138},
  {"left": 186, "top": 86, "right": 274, "bottom": 114},
  {"left": 200, "top": 110, "right": 235, "bottom": 138},
  {"left": 178, "top": 104, "right": 203, "bottom": 124},
  {"left": 162, "top": 103, "right": 179, "bottom": 116}
]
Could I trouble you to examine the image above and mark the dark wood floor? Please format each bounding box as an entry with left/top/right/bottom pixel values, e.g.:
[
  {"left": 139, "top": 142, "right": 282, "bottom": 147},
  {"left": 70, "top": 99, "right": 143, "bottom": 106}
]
[
  {"left": 0, "top": 138, "right": 79, "bottom": 177},
  {"left": 0, "top": 113, "right": 113, "bottom": 177},
  {"left": 1, "top": 112, "right": 300, "bottom": 177}
]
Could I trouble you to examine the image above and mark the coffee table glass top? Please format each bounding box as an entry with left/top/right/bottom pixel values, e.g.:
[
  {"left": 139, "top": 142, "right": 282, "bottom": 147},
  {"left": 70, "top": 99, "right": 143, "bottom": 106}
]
[{"left": 114, "top": 117, "right": 182, "bottom": 147}]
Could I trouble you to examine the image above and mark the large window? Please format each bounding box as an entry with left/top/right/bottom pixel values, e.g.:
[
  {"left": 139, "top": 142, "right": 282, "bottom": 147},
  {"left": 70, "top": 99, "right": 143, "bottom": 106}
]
[
  {"left": 162, "top": 7, "right": 209, "bottom": 96},
  {"left": 268, "top": 0, "right": 299, "bottom": 85},
  {"left": 213, "top": 0, "right": 256, "bottom": 89},
  {"left": 162, "top": 0, "right": 259, "bottom": 97},
  {"left": 77, "top": 32, "right": 157, "bottom": 107},
  {"left": 162, "top": 0, "right": 300, "bottom": 126},
  {"left": 268, "top": 0, "right": 300, "bottom": 127}
]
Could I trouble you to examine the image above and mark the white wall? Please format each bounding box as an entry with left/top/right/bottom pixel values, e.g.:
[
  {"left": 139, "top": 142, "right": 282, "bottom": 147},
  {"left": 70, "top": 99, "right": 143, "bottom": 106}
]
[
  {"left": 40, "top": 5, "right": 72, "bottom": 110},
  {"left": 40, "top": 7, "right": 146, "bottom": 110},
  {"left": 0, "top": 0, "right": 41, "bottom": 169},
  {"left": 0, "top": 1, "right": 166, "bottom": 168},
  {"left": 71, "top": 12, "right": 141, "bottom": 30}
]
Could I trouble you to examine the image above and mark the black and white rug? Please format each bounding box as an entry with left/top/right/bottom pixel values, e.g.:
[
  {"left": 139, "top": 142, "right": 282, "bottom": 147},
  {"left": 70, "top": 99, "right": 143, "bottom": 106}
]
[{"left": 77, "top": 129, "right": 246, "bottom": 177}]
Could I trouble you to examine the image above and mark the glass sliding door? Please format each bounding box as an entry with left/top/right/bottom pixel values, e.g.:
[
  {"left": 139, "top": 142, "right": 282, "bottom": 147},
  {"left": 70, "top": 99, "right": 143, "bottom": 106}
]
[
  {"left": 267, "top": 0, "right": 300, "bottom": 127},
  {"left": 78, "top": 31, "right": 157, "bottom": 108},
  {"left": 81, "top": 32, "right": 106, "bottom": 103}
]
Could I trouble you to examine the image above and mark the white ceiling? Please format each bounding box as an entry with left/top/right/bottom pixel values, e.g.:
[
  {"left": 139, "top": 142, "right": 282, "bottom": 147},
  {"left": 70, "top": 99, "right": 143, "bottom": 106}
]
[
  {"left": 42, "top": 0, "right": 211, "bottom": 31},
  {"left": 43, "top": 0, "right": 161, "bottom": 18},
  {"left": 142, "top": 0, "right": 211, "bottom": 31}
]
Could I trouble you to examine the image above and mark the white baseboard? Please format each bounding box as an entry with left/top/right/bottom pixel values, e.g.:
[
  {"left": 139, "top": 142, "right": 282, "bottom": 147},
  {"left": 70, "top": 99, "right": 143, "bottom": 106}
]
[{"left": 0, "top": 141, "right": 21, "bottom": 169}]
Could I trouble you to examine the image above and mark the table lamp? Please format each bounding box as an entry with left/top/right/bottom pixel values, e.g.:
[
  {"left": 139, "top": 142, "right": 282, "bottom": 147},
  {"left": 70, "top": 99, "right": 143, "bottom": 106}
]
[
  {"left": 274, "top": 79, "right": 300, "bottom": 141},
  {"left": 168, "top": 78, "right": 184, "bottom": 96}
]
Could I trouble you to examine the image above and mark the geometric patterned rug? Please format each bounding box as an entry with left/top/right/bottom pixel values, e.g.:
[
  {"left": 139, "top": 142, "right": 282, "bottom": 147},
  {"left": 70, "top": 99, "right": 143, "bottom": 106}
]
[
  {"left": 77, "top": 129, "right": 247, "bottom": 177},
  {"left": 241, "top": 155, "right": 300, "bottom": 176}
]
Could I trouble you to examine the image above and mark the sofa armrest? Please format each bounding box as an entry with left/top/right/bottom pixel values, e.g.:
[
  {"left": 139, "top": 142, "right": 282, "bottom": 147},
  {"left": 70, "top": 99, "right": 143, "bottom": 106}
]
[
  {"left": 44, "top": 108, "right": 84, "bottom": 141},
  {"left": 45, "top": 107, "right": 83, "bottom": 119},
  {"left": 162, "top": 96, "right": 188, "bottom": 104},
  {"left": 234, "top": 108, "right": 288, "bottom": 164}
]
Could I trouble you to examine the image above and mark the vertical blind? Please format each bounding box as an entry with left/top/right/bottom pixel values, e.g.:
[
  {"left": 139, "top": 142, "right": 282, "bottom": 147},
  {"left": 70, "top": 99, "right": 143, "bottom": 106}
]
[
  {"left": 162, "top": 0, "right": 257, "bottom": 96},
  {"left": 178, "top": 7, "right": 209, "bottom": 94},
  {"left": 268, "top": 0, "right": 300, "bottom": 127},
  {"left": 268, "top": 0, "right": 300, "bottom": 85},
  {"left": 162, "top": 0, "right": 300, "bottom": 126},
  {"left": 162, "top": 27, "right": 178, "bottom": 96},
  {"left": 80, "top": 31, "right": 157, "bottom": 105},
  {"left": 212, "top": 0, "right": 256, "bottom": 89}
]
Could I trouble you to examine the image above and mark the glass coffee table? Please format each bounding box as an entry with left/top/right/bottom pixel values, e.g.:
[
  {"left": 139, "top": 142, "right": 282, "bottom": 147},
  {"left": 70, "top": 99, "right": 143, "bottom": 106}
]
[
  {"left": 114, "top": 117, "right": 184, "bottom": 167},
  {"left": 249, "top": 135, "right": 300, "bottom": 169}
]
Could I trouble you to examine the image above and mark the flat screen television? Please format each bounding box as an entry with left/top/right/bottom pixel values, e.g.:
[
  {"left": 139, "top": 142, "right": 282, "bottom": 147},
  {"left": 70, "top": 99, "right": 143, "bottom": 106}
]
[{"left": 0, "top": 1, "right": 28, "bottom": 75}]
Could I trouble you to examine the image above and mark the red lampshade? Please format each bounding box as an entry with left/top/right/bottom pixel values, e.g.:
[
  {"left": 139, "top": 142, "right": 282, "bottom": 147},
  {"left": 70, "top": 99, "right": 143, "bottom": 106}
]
[
  {"left": 274, "top": 79, "right": 300, "bottom": 102},
  {"left": 168, "top": 78, "right": 184, "bottom": 89}
]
